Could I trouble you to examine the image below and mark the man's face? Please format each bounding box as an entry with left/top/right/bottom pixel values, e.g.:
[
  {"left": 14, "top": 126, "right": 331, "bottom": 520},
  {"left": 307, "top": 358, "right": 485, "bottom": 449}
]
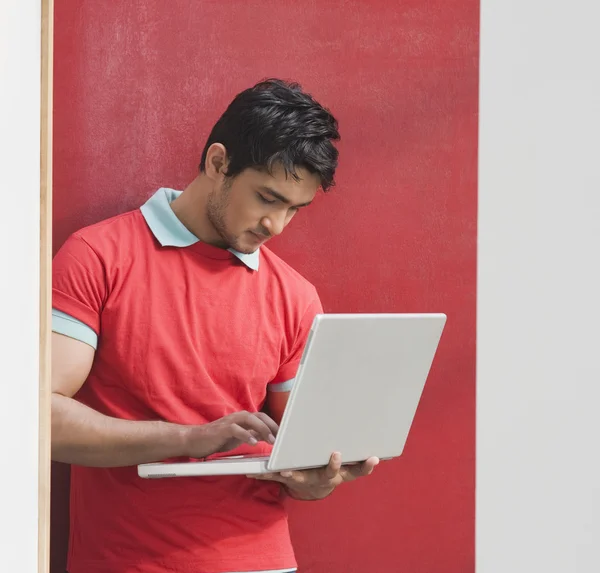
[{"left": 206, "top": 163, "right": 320, "bottom": 254}]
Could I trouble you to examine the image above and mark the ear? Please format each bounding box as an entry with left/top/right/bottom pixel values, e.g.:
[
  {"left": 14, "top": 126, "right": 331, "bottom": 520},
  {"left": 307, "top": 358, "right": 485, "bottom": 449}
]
[{"left": 204, "top": 143, "right": 229, "bottom": 181}]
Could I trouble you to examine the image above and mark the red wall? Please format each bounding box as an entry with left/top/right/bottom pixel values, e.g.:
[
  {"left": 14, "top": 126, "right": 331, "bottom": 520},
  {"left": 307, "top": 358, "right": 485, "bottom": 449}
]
[{"left": 52, "top": 1, "right": 478, "bottom": 571}]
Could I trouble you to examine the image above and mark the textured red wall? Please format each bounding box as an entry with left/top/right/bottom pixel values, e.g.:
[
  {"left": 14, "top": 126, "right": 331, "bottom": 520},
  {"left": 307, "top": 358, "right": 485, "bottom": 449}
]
[{"left": 52, "top": 1, "right": 478, "bottom": 571}]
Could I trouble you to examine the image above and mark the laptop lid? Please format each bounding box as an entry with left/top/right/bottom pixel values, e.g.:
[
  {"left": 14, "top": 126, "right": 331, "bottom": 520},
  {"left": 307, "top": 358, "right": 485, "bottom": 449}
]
[{"left": 266, "top": 313, "right": 446, "bottom": 472}]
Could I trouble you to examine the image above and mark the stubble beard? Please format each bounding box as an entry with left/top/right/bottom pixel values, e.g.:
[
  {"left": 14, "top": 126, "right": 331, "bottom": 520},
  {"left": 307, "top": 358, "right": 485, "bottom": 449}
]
[{"left": 205, "top": 180, "right": 254, "bottom": 254}]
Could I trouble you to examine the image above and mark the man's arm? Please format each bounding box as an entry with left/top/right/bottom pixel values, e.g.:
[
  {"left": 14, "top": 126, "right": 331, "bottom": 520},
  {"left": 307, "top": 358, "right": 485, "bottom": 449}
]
[
  {"left": 264, "top": 389, "right": 290, "bottom": 425},
  {"left": 52, "top": 332, "right": 279, "bottom": 467}
]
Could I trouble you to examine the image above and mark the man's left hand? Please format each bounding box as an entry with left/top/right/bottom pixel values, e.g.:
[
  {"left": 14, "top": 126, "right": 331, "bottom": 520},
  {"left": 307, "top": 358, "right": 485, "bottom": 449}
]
[{"left": 247, "top": 452, "right": 379, "bottom": 501}]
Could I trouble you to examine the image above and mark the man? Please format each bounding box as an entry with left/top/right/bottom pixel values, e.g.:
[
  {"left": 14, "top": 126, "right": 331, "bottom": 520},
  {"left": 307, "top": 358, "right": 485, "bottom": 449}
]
[{"left": 52, "top": 78, "right": 378, "bottom": 573}]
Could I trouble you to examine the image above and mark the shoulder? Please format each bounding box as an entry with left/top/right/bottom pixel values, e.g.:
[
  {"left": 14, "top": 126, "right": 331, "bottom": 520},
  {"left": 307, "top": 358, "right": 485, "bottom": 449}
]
[
  {"left": 54, "top": 210, "right": 153, "bottom": 286},
  {"left": 65, "top": 210, "right": 151, "bottom": 262},
  {"left": 71, "top": 210, "right": 147, "bottom": 248}
]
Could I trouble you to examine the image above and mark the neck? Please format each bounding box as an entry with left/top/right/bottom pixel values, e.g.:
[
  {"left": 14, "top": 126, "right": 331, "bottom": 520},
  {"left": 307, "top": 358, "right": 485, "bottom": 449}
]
[{"left": 170, "top": 175, "right": 226, "bottom": 248}]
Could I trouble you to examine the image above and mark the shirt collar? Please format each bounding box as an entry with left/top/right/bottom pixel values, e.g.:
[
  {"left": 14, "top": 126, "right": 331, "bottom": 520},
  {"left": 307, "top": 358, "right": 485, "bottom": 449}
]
[{"left": 139, "top": 188, "right": 260, "bottom": 271}]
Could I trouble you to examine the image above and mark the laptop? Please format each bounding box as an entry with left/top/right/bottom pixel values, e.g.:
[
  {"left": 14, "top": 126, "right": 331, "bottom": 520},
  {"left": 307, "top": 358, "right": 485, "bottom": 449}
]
[{"left": 138, "top": 313, "right": 446, "bottom": 479}]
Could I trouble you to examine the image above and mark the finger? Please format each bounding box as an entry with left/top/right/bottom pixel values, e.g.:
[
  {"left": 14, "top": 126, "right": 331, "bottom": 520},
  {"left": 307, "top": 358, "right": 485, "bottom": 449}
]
[
  {"left": 246, "top": 473, "right": 286, "bottom": 482},
  {"left": 364, "top": 456, "right": 380, "bottom": 473},
  {"left": 235, "top": 412, "right": 277, "bottom": 444},
  {"left": 285, "top": 455, "right": 343, "bottom": 487},
  {"left": 278, "top": 470, "right": 308, "bottom": 484},
  {"left": 248, "top": 412, "right": 278, "bottom": 443},
  {"left": 341, "top": 456, "right": 380, "bottom": 481},
  {"left": 275, "top": 469, "right": 332, "bottom": 488},
  {"left": 229, "top": 423, "right": 261, "bottom": 446},
  {"left": 253, "top": 412, "right": 280, "bottom": 437},
  {"left": 356, "top": 457, "right": 379, "bottom": 478},
  {"left": 325, "top": 452, "right": 343, "bottom": 480},
  {"left": 275, "top": 469, "right": 319, "bottom": 486}
]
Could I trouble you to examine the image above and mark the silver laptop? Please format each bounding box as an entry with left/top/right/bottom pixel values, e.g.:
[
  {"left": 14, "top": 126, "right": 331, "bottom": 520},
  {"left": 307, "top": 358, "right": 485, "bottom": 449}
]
[{"left": 138, "top": 313, "right": 446, "bottom": 479}]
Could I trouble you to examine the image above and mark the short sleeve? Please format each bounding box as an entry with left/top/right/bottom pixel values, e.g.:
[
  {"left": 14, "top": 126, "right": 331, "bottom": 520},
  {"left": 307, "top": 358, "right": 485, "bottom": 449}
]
[
  {"left": 270, "top": 294, "right": 323, "bottom": 386},
  {"left": 52, "top": 234, "right": 107, "bottom": 334}
]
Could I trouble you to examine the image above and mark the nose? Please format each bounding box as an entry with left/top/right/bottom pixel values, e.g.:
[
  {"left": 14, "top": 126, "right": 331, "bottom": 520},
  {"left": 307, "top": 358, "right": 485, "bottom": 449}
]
[{"left": 261, "top": 212, "right": 286, "bottom": 237}]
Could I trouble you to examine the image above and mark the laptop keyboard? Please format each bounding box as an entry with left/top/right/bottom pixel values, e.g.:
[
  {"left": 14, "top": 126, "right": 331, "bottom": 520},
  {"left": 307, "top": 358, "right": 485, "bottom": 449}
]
[{"left": 209, "top": 455, "right": 270, "bottom": 464}]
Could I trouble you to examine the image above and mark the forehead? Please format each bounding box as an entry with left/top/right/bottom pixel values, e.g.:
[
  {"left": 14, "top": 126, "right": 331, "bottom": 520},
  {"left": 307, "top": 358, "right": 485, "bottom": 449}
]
[{"left": 239, "top": 164, "right": 321, "bottom": 202}]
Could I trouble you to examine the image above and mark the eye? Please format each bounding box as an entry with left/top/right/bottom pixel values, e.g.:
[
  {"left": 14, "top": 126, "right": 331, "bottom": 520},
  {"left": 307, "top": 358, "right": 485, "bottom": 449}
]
[{"left": 257, "top": 193, "right": 276, "bottom": 205}]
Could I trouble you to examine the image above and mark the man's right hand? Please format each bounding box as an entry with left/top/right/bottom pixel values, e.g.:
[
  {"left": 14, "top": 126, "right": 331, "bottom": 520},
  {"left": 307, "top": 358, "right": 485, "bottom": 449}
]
[
  {"left": 52, "top": 332, "right": 281, "bottom": 467},
  {"left": 183, "top": 411, "right": 279, "bottom": 459}
]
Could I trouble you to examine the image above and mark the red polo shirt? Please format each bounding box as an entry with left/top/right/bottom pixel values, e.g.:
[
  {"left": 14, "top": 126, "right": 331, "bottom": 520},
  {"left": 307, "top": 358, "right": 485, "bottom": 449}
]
[{"left": 52, "top": 189, "right": 322, "bottom": 573}]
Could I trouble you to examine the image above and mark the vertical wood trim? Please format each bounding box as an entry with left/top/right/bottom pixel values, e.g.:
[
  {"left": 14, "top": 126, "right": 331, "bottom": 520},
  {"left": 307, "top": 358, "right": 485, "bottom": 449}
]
[{"left": 39, "top": 0, "right": 53, "bottom": 571}]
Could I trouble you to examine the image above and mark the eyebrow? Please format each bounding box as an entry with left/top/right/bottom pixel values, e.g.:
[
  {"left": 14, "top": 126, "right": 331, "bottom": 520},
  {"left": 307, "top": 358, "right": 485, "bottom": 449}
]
[{"left": 259, "top": 186, "right": 313, "bottom": 208}]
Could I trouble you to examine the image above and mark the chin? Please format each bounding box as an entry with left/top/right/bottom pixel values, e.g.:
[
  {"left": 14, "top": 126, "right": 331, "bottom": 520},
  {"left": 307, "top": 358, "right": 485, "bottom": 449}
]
[
  {"left": 228, "top": 239, "right": 260, "bottom": 255},
  {"left": 228, "top": 231, "right": 269, "bottom": 254},
  {"left": 236, "top": 245, "right": 260, "bottom": 255},
  {"left": 231, "top": 247, "right": 257, "bottom": 255}
]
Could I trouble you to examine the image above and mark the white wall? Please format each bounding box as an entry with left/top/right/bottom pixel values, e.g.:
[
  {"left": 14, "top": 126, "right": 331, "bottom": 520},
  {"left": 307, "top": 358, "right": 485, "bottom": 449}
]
[
  {"left": 0, "top": 0, "right": 41, "bottom": 571},
  {"left": 477, "top": 1, "right": 600, "bottom": 572}
]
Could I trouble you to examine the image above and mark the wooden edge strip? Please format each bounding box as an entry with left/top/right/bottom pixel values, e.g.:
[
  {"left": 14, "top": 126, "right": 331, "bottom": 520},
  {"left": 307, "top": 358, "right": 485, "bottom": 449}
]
[{"left": 39, "top": 0, "right": 53, "bottom": 571}]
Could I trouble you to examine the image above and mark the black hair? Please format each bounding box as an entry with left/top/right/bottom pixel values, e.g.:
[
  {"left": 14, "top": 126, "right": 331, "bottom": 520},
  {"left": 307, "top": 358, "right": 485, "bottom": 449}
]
[{"left": 199, "top": 78, "right": 340, "bottom": 191}]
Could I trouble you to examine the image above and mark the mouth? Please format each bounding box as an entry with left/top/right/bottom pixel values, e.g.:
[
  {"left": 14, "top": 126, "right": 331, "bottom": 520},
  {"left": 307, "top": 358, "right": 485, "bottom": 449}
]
[{"left": 249, "top": 231, "right": 270, "bottom": 242}]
